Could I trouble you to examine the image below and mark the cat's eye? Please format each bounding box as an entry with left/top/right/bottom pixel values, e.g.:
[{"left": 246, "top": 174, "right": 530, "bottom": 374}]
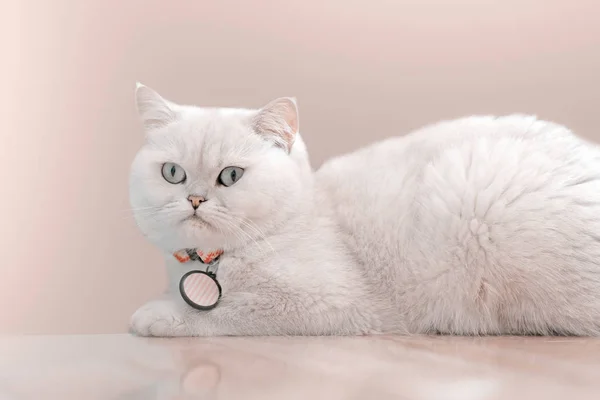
[
  {"left": 161, "top": 162, "right": 186, "bottom": 184},
  {"left": 218, "top": 166, "right": 244, "bottom": 187}
]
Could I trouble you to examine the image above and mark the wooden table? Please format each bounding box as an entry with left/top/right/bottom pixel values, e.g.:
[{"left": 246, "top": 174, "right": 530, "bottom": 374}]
[{"left": 1, "top": 334, "right": 600, "bottom": 399}]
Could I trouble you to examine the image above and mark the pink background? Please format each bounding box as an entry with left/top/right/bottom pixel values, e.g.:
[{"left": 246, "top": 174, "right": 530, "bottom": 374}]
[{"left": 2, "top": 0, "right": 599, "bottom": 334}]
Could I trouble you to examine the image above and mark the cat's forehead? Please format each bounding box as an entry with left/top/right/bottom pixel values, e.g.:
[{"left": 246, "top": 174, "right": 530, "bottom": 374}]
[
  {"left": 148, "top": 106, "right": 267, "bottom": 167},
  {"left": 178, "top": 107, "right": 253, "bottom": 140}
]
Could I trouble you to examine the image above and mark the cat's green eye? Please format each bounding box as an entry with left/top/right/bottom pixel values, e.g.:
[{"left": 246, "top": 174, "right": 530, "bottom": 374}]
[
  {"left": 161, "top": 162, "right": 186, "bottom": 184},
  {"left": 218, "top": 166, "right": 244, "bottom": 187}
]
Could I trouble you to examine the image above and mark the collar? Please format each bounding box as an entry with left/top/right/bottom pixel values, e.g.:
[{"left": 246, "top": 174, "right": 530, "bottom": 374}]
[{"left": 173, "top": 248, "right": 224, "bottom": 265}]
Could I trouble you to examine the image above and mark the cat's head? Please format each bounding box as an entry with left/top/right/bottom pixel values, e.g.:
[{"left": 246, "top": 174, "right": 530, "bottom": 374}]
[{"left": 129, "top": 84, "right": 312, "bottom": 253}]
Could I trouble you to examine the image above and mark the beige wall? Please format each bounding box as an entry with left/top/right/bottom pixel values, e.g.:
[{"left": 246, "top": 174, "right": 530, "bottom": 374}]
[{"left": 1, "top": 0, "right": 599, "bottom": 334}]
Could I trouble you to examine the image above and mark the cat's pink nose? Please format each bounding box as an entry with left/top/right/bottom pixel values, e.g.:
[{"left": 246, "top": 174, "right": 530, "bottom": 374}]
[{"left": 187, "top": 195, "right": 205, "bottom": 210}]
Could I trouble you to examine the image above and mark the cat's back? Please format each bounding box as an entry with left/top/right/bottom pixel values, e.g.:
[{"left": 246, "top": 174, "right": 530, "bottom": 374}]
[
  {"left": 317, "top": 114, "right": 586, "bottom": 186},
  {"left": 316, "top": 114, "right": 590, "bottom": 233},
  {"left": 316, "top": 115, "right": 600, "bottom": 335}
]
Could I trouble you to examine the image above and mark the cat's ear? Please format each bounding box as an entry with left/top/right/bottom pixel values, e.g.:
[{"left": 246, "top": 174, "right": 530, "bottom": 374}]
[
  {"left": 252, "top": 97, "right": 299, "bottom": 152},
  {"left": 134, "top": 82, "right": 177, "bottom": 131}
]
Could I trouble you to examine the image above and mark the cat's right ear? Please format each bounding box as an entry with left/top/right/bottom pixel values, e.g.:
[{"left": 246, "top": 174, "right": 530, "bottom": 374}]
[
  {"left": 252, "top": 97, "right": 299, "bottom": 153},
  {"left": 134, "top": 83, "right": 177, "bottom": 132}
]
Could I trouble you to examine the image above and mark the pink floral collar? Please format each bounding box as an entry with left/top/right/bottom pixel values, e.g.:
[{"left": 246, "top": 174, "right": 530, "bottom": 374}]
[{"left": 173, "top": 248, "right": 224, "bottom": 265}]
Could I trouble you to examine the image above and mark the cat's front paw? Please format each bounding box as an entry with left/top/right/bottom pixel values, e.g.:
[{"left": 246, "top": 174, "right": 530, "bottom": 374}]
[{"left": 130, "top": 299, "right": 189, "bottom": 337}]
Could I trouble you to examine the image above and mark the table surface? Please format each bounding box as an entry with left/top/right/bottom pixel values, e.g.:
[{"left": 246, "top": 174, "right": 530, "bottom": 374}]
[{"left": 1, "top": 334, "right": 600, "bottom": 399}]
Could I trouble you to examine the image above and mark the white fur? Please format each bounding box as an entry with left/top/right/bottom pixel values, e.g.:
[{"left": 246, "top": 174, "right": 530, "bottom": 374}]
[{"left": 129, "top": 85, "right": 600, "bottom": 336}]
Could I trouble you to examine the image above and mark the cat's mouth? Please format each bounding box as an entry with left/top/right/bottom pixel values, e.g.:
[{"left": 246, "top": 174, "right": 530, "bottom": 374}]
[{"left": 184, "top": 214, "right": 212, "bottom": 229}]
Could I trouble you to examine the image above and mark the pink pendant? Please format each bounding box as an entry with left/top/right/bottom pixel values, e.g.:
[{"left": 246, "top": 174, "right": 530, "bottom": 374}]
[{"left": 179, "top": 271, "right": 222, "bottom": 310}]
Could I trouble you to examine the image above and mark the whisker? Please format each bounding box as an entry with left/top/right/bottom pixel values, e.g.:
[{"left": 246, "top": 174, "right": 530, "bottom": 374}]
[
  {"left": 230, "top": 218, "right": 274, "bottom": 258},
  {"left": 211, "top": 212, "right": 271, "bottom": 258},
  {"left": 234, "top": 216, "right": 277, "bottom": 255},
  {"left": 212, "top": 215, "right": 254, "bottom": 252}
]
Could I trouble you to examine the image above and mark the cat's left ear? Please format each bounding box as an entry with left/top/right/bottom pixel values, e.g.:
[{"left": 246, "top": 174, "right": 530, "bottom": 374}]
[
  {"left": 252, "top": 97, "right": 299, "bottom": 152},
  {"left": 135, "top": 82, "right": 178, "bottom": 132}
]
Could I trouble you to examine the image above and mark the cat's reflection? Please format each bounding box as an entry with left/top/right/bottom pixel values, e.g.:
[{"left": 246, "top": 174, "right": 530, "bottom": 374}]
[
  {"left": 116, "top": 340, "right": 293, "bottom": 400},
  {"left": 115, "top": 360, "right": 220, "bottom": 399},
  {"left": 177, "top": 360, "right": 221, "bottom": 397}
]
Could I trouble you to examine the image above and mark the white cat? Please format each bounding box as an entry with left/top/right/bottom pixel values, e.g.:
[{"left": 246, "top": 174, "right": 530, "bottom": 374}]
[{"left": 129, "top": 83, "right": 600, "bottom": 336}]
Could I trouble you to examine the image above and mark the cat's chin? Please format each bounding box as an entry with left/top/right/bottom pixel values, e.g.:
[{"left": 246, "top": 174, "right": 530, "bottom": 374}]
[
  {"left": 183, "top": 215, "right": 212, "bottom": 229},
  {"left": 173, "top": 222, "right": 221, "bottom": 251}
]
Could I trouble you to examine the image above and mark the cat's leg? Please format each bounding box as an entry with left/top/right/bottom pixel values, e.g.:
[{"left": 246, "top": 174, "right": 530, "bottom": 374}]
[{"left": 130, "top": 288, "right": 380, "bottom": 337}]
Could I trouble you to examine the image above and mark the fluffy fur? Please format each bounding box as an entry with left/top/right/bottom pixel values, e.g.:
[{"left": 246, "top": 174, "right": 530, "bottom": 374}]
[{"left": 129, "top": 84, "right": 600, "bottom": 336}]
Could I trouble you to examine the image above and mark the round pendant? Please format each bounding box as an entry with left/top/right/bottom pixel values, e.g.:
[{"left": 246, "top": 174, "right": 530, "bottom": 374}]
[{"left": 179, "top": 270, "right": 222, "bottom": 310}]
